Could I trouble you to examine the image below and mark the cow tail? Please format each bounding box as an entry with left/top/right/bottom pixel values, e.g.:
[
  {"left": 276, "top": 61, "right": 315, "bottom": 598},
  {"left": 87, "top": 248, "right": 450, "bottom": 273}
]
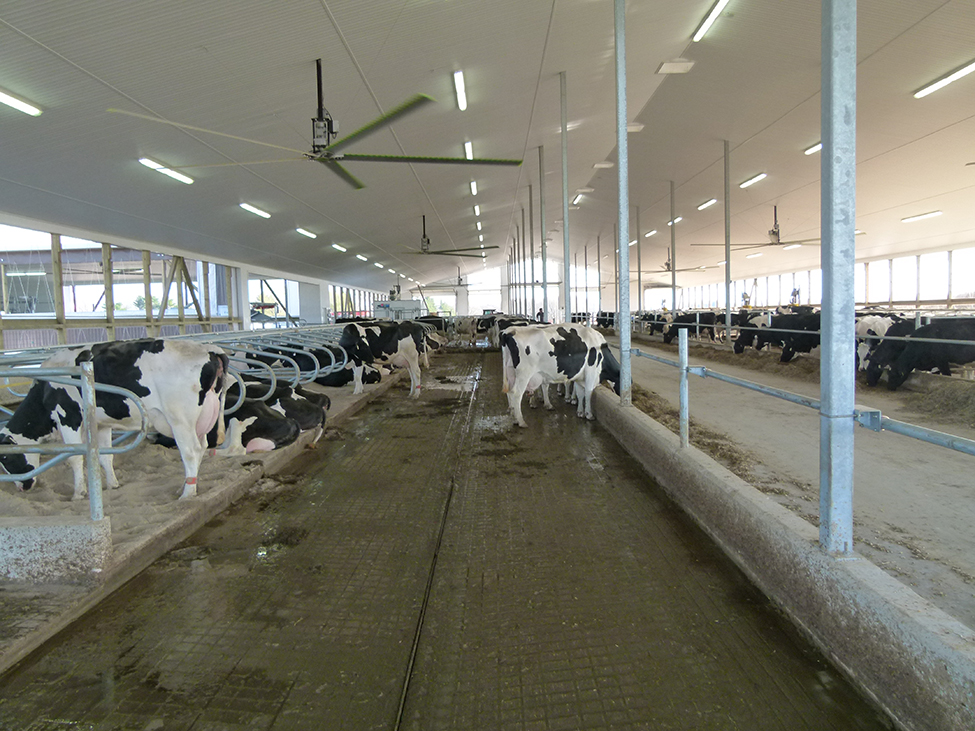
[{"left": 500, "top": 332, "right": 513, "bottom": 393}]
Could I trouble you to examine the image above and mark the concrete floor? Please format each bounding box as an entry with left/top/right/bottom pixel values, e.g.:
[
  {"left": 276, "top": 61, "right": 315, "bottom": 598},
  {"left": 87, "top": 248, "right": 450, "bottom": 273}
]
[{"left": 0, "top": 351, "right": 890, "bottom": 730}]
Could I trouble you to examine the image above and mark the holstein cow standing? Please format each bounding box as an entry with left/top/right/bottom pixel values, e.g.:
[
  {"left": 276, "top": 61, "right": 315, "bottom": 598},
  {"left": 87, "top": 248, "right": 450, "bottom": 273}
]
[
  {"left": 501, "top": 323, "right": 621, "bottom": 428},
  {"left": 338, "top": 320, "right": 425, "bottom": 397},
  {"left": 863, "top": 319, "right": 917, "bottom": 387},
  {"left": 0, "top": 339, "right": 228, "bottom": 500},
  {"left": 883, "top": 319, "right": 975, "bottom": 391}
]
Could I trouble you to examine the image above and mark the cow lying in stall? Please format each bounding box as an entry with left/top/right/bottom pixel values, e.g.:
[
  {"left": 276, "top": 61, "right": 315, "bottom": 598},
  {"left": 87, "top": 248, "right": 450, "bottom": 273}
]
[
  {"left": 501, "top": 323, "right": 621, "bottom": 428},
  {"left": 0, "top": 339, "right": 229, "bottom": 500}
]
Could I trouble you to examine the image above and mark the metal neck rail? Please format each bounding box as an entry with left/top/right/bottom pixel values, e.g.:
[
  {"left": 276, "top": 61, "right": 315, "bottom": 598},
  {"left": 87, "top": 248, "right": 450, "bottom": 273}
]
[{"left": 630, "top": 329, "right": 975, "bottom": 458}]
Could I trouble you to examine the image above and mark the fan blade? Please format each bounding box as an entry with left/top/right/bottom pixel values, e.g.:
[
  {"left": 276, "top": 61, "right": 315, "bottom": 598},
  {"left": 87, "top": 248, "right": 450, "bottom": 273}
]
[
  {"left": 316, "top": 159, "right": 365, "bottom": 190},
  {"left": 328, "top": 94, "right": 435, "bottom": 153},
  {"left": 425, "top": 246, "right": 499, "bottom": 254},
  {"left": 177, "top": 157, "right": 307, "bottom": 169},
  {"left": 107, "top": 109, "right": 309, "bottom": 154},
  {"left": 340, "top": 153, "right": 522, "bottom": 167}
]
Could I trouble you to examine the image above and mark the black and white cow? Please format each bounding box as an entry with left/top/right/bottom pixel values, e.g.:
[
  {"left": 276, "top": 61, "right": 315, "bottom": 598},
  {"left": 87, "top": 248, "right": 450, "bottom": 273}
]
[
  {"left": 338, "top": 321, "right": 424, "bottom": 397},
  {"left": 501, "top": 323, "right": 621, "bottom": 428},
  {"left": 864, "top": 319, "right": 917, "bottom": 387},
  {"left": 212, "top": 398, "right": 301, "bottom": 454},
  {"left": 883, "top": 319, "right": 975, "bottom": 391},
  {"left": 315, "top": 360, "right": 386, "bottom": 387},
  {"left": 661, "top": 311, "right": 718, "bottom": 344},
  {"left": 226, "top": 380, "right": 327, "bottom": 443},
  {"left": 0, "top": 339, "right": 228, "bottom": 500},
  {"left": 856, "top": 315, "right": 900, "bottom": 371}
]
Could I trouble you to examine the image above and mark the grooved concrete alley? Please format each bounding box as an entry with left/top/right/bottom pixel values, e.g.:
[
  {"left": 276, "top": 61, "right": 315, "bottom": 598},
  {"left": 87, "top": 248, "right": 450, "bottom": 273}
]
[{"left": 0, "top": 352, "right": 889, "bottom": 730}]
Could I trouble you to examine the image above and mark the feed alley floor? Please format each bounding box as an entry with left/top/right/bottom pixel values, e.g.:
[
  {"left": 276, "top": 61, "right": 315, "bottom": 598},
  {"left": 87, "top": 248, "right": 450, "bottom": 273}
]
[{"left": 0, "top": 352, "right": 890, "bottom": 731}]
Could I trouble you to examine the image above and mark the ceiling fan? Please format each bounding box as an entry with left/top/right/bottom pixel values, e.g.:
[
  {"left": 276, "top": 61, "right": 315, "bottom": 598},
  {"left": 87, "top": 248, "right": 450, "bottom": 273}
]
[
  {"left": 642, "top": 256, "right": 718, "bottom": 274},
  {"left": 409, "top": 216, "right": 498, "bottom": 258},
  {"left": 692, "top": 206, "right": 822, "bottom": 249},
  {"left": 109, "top": 59, "right": 522, "bottom": 190}
]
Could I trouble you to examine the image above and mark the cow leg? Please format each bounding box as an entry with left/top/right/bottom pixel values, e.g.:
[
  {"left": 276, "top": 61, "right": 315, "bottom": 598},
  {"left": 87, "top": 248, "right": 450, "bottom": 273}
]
[
  {"left": 540, "top": 384, "right": 554, "bottom": 410},
  {"left": 408, "top": 360, "right": 422, "bottom": 398},
  {"left": 509, "top": 372, "right": 534, "bottom": 427},
  {"left": 352, "top": 364, "right": 365, "bottom": 394},
  {"left": 168, "top": 422, "right": 208, "bottom": 499}
]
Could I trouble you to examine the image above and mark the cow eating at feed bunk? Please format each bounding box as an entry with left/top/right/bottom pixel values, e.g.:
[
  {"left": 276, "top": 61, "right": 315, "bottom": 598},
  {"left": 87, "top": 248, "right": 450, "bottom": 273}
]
[
  {"left": 501, "top": 323, "right": 621, "bottom": 428},
  {"left": 0, "top": 339, "right": 229, "bottom": 500}
]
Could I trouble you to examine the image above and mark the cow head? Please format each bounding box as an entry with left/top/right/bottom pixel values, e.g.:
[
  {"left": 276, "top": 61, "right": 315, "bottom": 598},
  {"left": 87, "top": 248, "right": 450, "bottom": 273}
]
[
  {"left": 600, "top": 344, "right": 622, "bottom": 395},
  {"left": 885, "top": 363, "right": 911, "bottom": 391},
  {"left": 339, "top": 323, "right": 376, "bottom": 365},
  {"left": 0, "top": 432, "right": 39, "bottom": 491}
]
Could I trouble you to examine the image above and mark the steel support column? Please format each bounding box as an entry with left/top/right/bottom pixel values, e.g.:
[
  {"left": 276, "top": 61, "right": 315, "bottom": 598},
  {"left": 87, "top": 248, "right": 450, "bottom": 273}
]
[
  {"left": 819, "top": 0, "right": 857, "bottom": 556},
  {"left": 669, "top": 181, "right": 677, "bottom": 312},
  {"left": 724, "top": 140, "right": 732, "bottom": 339},
  {"left": 539, "top": 146, "right": 548, "bottom": 322},
  {"left": 560, "top": 71, "right": 571, "bottom": 324},
  {"left": 614, "top": 0, "right": 631, "bottom": 405},
  {"left": 529, "top": 184, "right": 536, "bottom": 318}
]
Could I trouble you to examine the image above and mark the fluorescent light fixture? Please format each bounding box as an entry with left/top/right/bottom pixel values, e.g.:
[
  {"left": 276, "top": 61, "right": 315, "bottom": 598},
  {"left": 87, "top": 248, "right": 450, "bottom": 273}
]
[
  {"left": 593, "top": 161, "right": 614, "bottom": 169},
  {"left": 627, "top": 122, "right": 644, "bottom": 133},
  {"left": 356, "top": 254, "right": 368, "bottom": 261},
  {"left": 388, "top": 268, "right": 396, "bottom": 274},
  {"left": 470, "top": 180, "right": 478, "bottom": 196},
  {"left": 746, "top": 252, "right": 763, "bottom": 259},
  {"left": 473, "top": 205, "right": 480, "bottom": 216},
  {"left": 476, "top": 221, "right": 482, "bottom": 231},
  {"left": 138, "top": 157, "right": 193, "bottom": 184},
  {"left": 667, "top": 217, "right": 683, "bottom": 226},
  {"left": 739, "top": 172, "right": 767, "bottom": 188},
  {"left": 656, "top": 58, "right": 695, "bottom": 74},
  {"left": 692, "top": 0, "right": 732, "bottom": 42},
  {"left": 374, "top": 262, "right": 385, "bottom": 268},
  {"left": 331, "top": 243, "right": 347, "bottom": 252},
  {"left": 572, "top": 193, "right": 583, "bottom": 205},
  {"left": 239, "top": 203, "right": 270, "bottom": 218},
  {"left": 464, "top": 141, "right": 474, "bottom": 160},
  {"left": 901, "top": 210, "right": 942, "bottom": 223},
  {"left": 453, "top": 70, "right": 468, "bottom": 111},
  {"left": 783, "top": 244, "right": 802, "bottom": 251},
  {"left": 6, "top": 271, "right": 45, "bottom": 277},
  {"left": 697, "top": 198, "right": 718, "bottom": 211},
  {"left": 479, "top": 235, "right": 484, "bottom": 242},
  {"left": 914, "top": 59, "right": 975, "bottom": 99},
  {"left": 296, "top": 228, "right": 317, "bottom": 239},
  {"left": 804, "top": 142, "right": 822, "bottom": 155},
  {"left": 644, "top": 229, "right": 657, "bottom": 238},
  {"left": 0, "top": 88, "right": 42, "bottom": 116},
  {"left": 717, "top": 260, "right": 727, "bottom": 265}
]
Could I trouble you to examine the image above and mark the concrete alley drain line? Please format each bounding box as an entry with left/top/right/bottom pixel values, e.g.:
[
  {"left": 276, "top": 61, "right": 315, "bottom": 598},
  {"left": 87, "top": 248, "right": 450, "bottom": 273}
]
[{"left": 392, "top": 362, "right": 481, "bottom": 731}]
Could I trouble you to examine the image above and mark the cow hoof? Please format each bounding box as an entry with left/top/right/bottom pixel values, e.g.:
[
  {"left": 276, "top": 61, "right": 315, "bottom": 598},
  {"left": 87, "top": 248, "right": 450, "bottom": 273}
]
[
  {"left": 72, "top": 492, "right": 88, "bottom": 501},
  {"left": 516, "top": 421, "right": 528, "bottom": 429},
  {"left": 545, "top": 404, "right": 555, "bottom": 411}
]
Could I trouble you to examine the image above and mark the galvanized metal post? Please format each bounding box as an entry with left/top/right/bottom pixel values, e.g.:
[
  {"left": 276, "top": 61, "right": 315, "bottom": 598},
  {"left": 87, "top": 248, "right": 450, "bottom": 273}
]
[
  {"left": 81, "top": 360, "right": 104, "bottom": 522},
  {"left": 596, "top": 235, "right": 602, "bottom": 313},
  {"left": 820, "top": 0, "right": 857, "bottom": 556},
  {"left": 539, "top": 146, "right": 548, "bottom": 322},
  {"left": 679, "top": 328, "right": 689, "bottom": 448},
  {"left": 560, "top": 71, "right": 571, "bottom": 324},
  {"left": 614, "top": 0, "right": 631, "bottom": 405},
  {"left": 636, "top": 206, "right": 642, "bottom": 312},
  {"left": 724, "top": 140, "right": 732, "bottom": 341},
  {"left": 529, "top": 184, "right": 536, "bottom": 318}
]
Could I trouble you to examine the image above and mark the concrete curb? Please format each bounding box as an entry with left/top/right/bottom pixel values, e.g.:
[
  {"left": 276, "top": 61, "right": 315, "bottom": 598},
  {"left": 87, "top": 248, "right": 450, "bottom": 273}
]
[
  {"left": 0, "top": 371, "right": 404, "bottom": 678},
  {"left": 593, "top": 387, "right": 975, "bottom": 731}
]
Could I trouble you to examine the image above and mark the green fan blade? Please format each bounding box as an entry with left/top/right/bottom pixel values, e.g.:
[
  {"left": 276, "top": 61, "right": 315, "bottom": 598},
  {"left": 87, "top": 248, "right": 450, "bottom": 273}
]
[
  {"left": 316, "top": 159, "right": 365, "bottom": 190},
  {"left": 328, "top": 94, "right": 435, "bottom": 153},
  {"left": 341, "top": 153, "right": 522, "bottom": 167}
]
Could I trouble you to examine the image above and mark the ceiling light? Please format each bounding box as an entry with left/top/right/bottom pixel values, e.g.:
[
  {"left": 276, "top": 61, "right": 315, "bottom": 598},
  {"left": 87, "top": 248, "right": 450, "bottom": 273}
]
[
  {"left": 470, "top": 180, "right": 478, "bottom": 196},
  {"left": 644, "top": 229, "right": 657, "bottom": 238},
  {"left": 914, "top": 59, "right": 975, "bottom": 99},
  {"left": 479, "top": 235, "right": 484, "bottom": 242},
  {"left": 388, "top": 269, "right": 396, "bottom": 274},
  {"left": 356, "top": 254, "right": 368, "bottom": 261},
  {"left": 627, "top": 123, "right": 644, "bottom": 133},
  {"left": 239, "top": 203, "right": 270, "bottom": 218},
  {"left": 804, "top": 142, "right": 822, "bottom": 155},
  {"left": 901, "top": 210, "right": 942, "bottom": 223},
  {"left": 783, "top": 244, "right": 802, "bottom": 251},
  {"left": 331, "top": 243, "right": 347, "bottom": 252},
  {"left": 296, "top": 228, "right": 317, "bottom": 239},
  {"left": 138, "top": 157, "right": 193, "bottom": 184},
  {"left": 6, "top": 271, "right": 45, "bottom": 277},
  {"left": 739, "top": 173, "right": 767, "bottom": 188},
  {"left": 476, "top": 221, "right": 482, "bottom": 231},
  {"left": 474, "top": 205, "right": 480, "bottom": 216},
  {"left": 746, "top": 252, "right": 763, "bottom": 259},
  {"left": 453, "top": 70, "right": 468, "bottom": 111},
  {"left": 717, "top": 260, "right": 727, "bottom": 265},
  {"left": 697, "top": 198, "right": 717, "bottom": 210},
  {"left": 667, "top": 217, "right": 683, "bottom": 226},
  {"left": 0, "top": 88, "right": 42, "bottom": 116},
  {"left": 464, "top": 141, "right": 474, "bottom": 160},
  {"left": 593, "top": 161, "right": 614, "bottom": 169},
  {"left": 374, "top": 262, "right": 384, "bottom": 268},
  {"left": 692, "top": 0, "right": 732, "bottom": 42},
  {"left": 572, "top": 193, "right": 583, "bottom": 205},
  {"left": 656, "top": 58, "right": 695, "bottom": 74}
]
